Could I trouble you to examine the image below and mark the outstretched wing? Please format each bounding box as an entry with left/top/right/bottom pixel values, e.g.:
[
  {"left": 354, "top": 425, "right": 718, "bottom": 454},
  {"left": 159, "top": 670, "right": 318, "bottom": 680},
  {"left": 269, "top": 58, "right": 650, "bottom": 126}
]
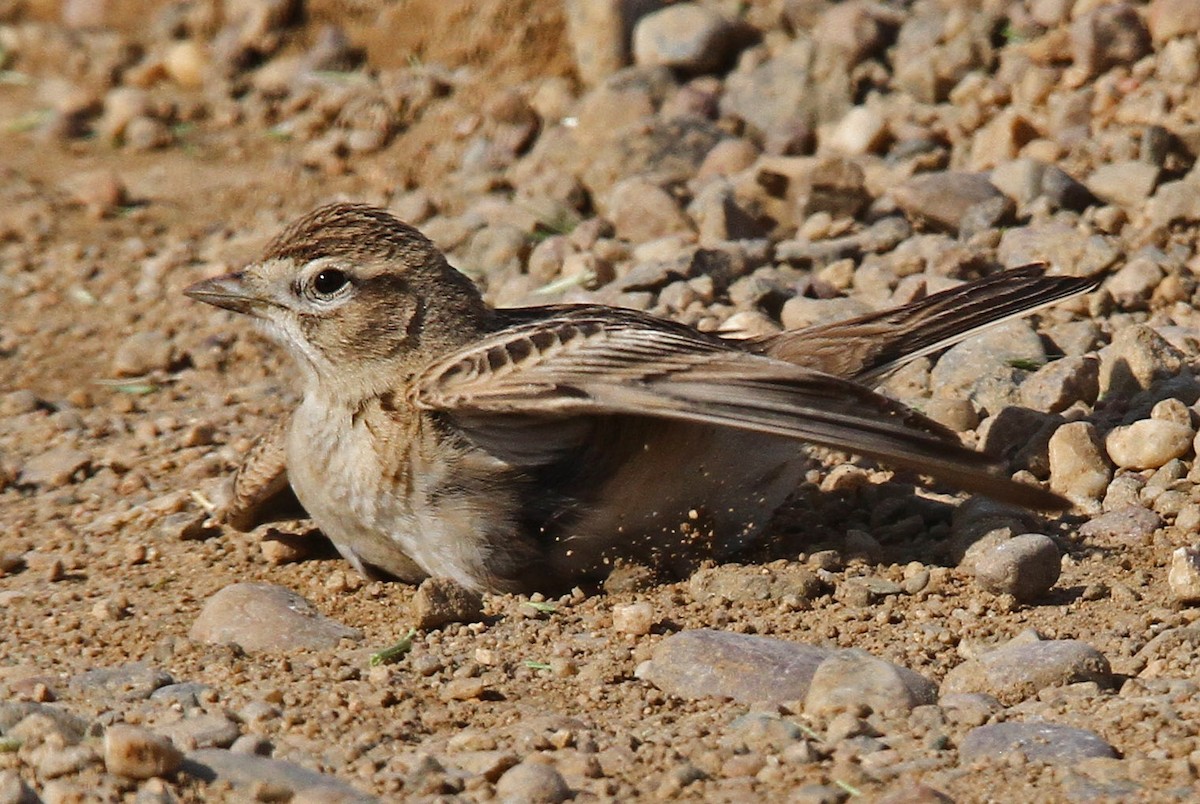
[
  {"left": 412, "top": 307, "right": 1065, "bottom": 509},
  {"left": 752, "top": 264, "right": 1100, "bottom": 383}
]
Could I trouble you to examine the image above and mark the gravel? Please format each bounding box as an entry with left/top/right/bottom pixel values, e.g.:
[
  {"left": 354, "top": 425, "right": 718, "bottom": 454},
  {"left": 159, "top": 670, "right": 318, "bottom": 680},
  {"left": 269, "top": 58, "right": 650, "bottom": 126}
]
[{"left": 4, "top": 0, "right": 1200, "bottom": 799}]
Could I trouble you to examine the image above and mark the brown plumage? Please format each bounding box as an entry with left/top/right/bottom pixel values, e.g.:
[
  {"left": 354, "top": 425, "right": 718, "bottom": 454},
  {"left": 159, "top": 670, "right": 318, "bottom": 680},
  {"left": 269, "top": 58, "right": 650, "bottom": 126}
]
[{"left": 186, "top": 202, "right": 1096, "bottom": 593}]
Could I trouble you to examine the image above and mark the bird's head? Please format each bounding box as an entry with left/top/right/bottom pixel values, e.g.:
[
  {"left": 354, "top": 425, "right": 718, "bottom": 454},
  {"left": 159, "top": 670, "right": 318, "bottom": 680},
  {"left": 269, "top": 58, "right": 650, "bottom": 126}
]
[{"left": 186, "top": 202, "right": 490, "bottom": 393}]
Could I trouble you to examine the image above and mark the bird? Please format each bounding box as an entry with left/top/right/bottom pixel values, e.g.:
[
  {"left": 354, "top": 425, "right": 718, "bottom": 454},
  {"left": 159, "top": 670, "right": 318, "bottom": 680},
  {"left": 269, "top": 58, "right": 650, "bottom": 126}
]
[{"left": 185, "top": 202, "right": 1097, "bottom": 593}]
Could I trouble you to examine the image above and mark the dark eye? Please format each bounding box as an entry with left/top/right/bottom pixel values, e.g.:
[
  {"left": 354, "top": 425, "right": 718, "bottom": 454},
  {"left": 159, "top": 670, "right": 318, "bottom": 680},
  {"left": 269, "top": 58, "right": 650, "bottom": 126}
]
[{"left": 312, "top": 269, "right": 349, "bottom": 296}]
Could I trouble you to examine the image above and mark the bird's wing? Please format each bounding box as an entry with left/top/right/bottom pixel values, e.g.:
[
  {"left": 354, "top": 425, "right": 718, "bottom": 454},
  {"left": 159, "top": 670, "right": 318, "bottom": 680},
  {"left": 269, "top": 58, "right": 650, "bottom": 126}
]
[
  {"left": 751, "top": 264, "right": 1100, "bottom": 384},
  {"left": 413, "top": 307, "right": 1065, "bottom": 509}
]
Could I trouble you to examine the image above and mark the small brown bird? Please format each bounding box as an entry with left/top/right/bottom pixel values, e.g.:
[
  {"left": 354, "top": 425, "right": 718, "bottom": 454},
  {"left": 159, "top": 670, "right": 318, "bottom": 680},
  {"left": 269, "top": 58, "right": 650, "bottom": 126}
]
[{"left": 186, "top": 203, "right": 1095, "bottom": 593}]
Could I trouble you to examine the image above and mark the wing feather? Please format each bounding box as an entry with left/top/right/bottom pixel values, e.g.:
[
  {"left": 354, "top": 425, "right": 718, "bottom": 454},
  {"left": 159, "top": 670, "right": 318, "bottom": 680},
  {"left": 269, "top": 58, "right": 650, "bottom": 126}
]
[{"left": 414, "top": 308, "right": 1065, "bottom": 509}]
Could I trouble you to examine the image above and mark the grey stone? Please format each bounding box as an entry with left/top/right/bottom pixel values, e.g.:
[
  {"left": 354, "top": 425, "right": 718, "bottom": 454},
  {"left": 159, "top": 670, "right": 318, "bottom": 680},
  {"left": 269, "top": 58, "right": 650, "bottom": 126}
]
[
  {"left": 1070, "top": 3, "right": 1151, "bottom": 79},
  {"left": 69, "top": 663, "right": 173, "bottom": 702},
  {"left": 111, "top": 331, "right": 174, "bottom": 377},
  {"left": 636, "top": 629, "right": 837, "bottom": 704},
  {"left": 930, "top": 320, "right": 1045, "bottom": 413},
  {"left": 960, "top": 721, "right": 1117, "bottom": 763},
  {"left": 149, "top": 682, "right": 213, "bottom": 707},
  {"left": 633, "top": 3, "right": 736, "bottom": 74},
  {"left": 158, "top": 713, "right": 241, "bottom": 750},
  {"left": 971, "top": 533, "right": 1061, "bottom": 602},
  {"left": 997, "top": 223, "right": 1119, "bottom": 278},
  {"left": 1079, "top": 506, "right": 1162, "bottom": 546},
  {"left": 190, "top": 583, "right": 362, "bottom": 652},
  {"left": 942, "top": 639, "right": 1113, "bottom": 704},
  {"left": 803, "top": 650, "right": 937, "bottom": 716},
  {"left": 1019, "top": 355, "right": 1099, "bottom": 413},
  {"left": 891, "top": 172, "right": 1005, "bottom": 233},
  {"left": 182, "top": 748, "right": 375, "bottom": 802},
  {"left": 605, "top": 176, "right": 691, "bottom": 242},
  {"left": 563, "top": 0, "right": 663, "bottom": 86},
  {"left": 0, "top": 703, "right": 87, "bottom": 742},
  {"left": 1098, "top": 325, "right": 1189, "bottom": 397},
  {"left": 1088, "top": 161, "right": 1160, "bottom": 209},
  {"left": 17, "top": 446, "right": 91, "bottom": 488}
]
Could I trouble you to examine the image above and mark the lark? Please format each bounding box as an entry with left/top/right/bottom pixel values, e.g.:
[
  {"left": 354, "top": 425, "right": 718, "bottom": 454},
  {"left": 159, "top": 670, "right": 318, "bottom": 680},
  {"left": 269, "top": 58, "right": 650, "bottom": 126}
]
[{"left": 186, "top": 203, "right": 1095, "bottom": 593}]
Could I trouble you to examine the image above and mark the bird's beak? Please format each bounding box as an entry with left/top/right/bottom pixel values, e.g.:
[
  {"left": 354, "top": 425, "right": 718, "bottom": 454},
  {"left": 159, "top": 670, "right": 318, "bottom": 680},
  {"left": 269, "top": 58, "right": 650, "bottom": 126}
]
[{"left": 185, "top": 273, "right": 264, "bottom": 316}]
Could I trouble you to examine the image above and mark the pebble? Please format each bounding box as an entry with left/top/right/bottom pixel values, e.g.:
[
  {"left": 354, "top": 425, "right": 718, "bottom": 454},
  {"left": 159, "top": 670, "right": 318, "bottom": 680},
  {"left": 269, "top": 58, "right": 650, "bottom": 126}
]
[
  {"left": 959, "top": 721, "right": 1117, "bottom": 763},
  {"left": 190, "top": 583, "right": 362, "bottom": 652},
  {"left": 632, "top": 4, "right": 735, "bottom": 74},
  {"left": 891, "top": 172, "right": 1006, "bottom": 233},
  {"left": 942, "top": 639, "right": 1113, "bottom": 704},
  {"left": 1097, "top": 325, "right": 1188, "bottom": 397},
  {"left": 1078, "top": 505, "right": 1161, "bottom": 545},
  {"left": 1104, "top": 419, "right": 1194, "bottom": 470},
  {"left": 1088, "top": 161, "right": 1161, "bottom": 209},
  {"left": 688, "top": 565, "right": 823, "bottom": 603},
  {"left": 412, "top": 577, "right": 484, "bottom": 630},
  {"left": 158, "top": 713, "right": 241, "bottom": 750},
  {"left": 183, "top": 748, "right": 373, "bottom": 801},
  {"left": 1147, "top": 0, "right": 1200, "bottom": 42},
  {"left": 1069, "top": 3, "right": 1151, "bottom": 79},
  {"left": 605, "top": 177, "right": 690, "bottom": 243},
  {"left": 803, "top": 650, "right": 937, "bottom": 717},
  {"left": 970, "top": 533, "right": 1061, "bottom": 602},
  {"left": 495, "top": 761, "right": 571, "bottom": 804},
  {"left": 1168, "top": 547, "right": 1200, "bottom": 605},
  {"left": 636, "top": 629, "right": 835, "bottom": 704},
  {"left": 17, "top": 447, "right": 91, "bottom": 488},
  {"left": 1018, "top": 355, "right": 1099, "bottom": 413},
  {"left": 112, "top": 331, "right": 174, "bottom": 377},
  {"left": 104, "top": 724, "right": 183, "bottom": 779},
  {"left": 68, "top": 663, "right": 173, "bottom": 702},
  {"left": 1048, "top": 421, "right": 1112, "bottom": 505},
  {"left": 611, "top": 602, "right": 655, "bottom": 636}
]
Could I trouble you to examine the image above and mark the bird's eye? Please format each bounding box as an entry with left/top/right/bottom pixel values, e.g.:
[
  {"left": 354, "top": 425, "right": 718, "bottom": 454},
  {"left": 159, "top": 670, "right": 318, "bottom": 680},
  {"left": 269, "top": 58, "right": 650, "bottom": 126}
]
[{"left": 312, "top": 268, "right": 349, "bottom": 296}]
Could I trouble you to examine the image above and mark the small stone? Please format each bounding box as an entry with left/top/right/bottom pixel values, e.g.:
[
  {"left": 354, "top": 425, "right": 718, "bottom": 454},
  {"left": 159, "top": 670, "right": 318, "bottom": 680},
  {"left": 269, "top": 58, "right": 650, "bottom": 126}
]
[
  {"left": 891, "top": 172, "right": 1006, "bottom": 233},
  {"left": 0, "top": 770, "right": 36, "bottom": 804},
  {"left": 68, "top": 663, "right": 173, "bottom": 702},
  {"left": 104, "top": 725, "right": 183, "bottom": 779},
  {"left": 1147, "top": 0, "right": 1200, "bottom": 43},
  {"left": 942, "top": 639, "right": 1113, "bottom": 704},
  {"left": 960, "top": 721, "right": 1117, "bottom": 763},
  {"left": 18, "top": 447, "right": 90, "bottom": 488},
  {"left": 158, "top": 713, "right": 240, "bottom": 751},
  {"left": 1098, "top": 325, "right": 1189, "bottom": 397},
  {"left": 441, "top": 678, "right": 486, "bottom": 702},
  {"left": 1070, "top": 3, "right": 1151, "bottom": 79},
  {"left": 612, "top": 602, "right": 655, "bottom": 635},
  {"left": 1048, "top": 421, "right": 1112, "bottom": 505},
  {"left": 190, "top": 583, "right": 361, "bottom": 652},
  {"left": 1088, "top": 161, "right": 1160, "bottom": 209},
  {"left": 636, "top": 629, "right": 836, "bottom": 704},
  {"left": 163, "top": 41, "right": 207, "bottom": 88},
  {"left": 605, "top": 177, "right": 691, "bottom": 243},
  {"left": 34, "top": 744, "right": 100, "bottom": 778},
  {"left": 259, "top": 531, "right": 315, "bottom": 565},
  {"left": 112, "top": 331, "right": 174, "bottom": 377},
  {"left": 1019, "top": 356, "right": 1099, "bottom": 413},
  {"left": 1168, "top": 547, "right": 1200, "bottom": 605},
  {"left": 825, "top": 105, "right": 888, "bottom": 156},
  {"left": 65, "top": 170, "right": 129, "bottom": 217},
  {"left": 495, "top": 761, "right": 570, "bottom": 804},
  {"left": 633, "top": 4, "right": 736, "bottom": 74},
  {"left": 1105, "top": 419, "right": 1194, "bottom": 470},
  {"left": 182, "top": 747, "right": 367, "bottom": 800},
  {"left": 413, "top": 577, "right": 484, "bottom": 630},
  {"left": 971, "top": 533, "right": 1061, "bottom": 602},
  {"left": 803, "top": 650, "right": 937, "bottom": 717}
]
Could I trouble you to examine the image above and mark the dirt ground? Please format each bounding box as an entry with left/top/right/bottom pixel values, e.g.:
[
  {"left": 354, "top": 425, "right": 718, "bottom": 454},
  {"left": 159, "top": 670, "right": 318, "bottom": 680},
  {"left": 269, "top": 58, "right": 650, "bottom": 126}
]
[{"left": 3, "top": 1, "right": 1200, "bottom": 802}]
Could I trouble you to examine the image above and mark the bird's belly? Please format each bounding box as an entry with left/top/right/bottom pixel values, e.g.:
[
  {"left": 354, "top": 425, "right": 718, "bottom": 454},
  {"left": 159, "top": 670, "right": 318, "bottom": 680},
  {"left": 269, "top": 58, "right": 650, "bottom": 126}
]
[
  {"left": 286, "top": 403, "right": 527, "bottom": 590},
  {"left": 548, "top": 423, "right": 805, "bottom": 578}
]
